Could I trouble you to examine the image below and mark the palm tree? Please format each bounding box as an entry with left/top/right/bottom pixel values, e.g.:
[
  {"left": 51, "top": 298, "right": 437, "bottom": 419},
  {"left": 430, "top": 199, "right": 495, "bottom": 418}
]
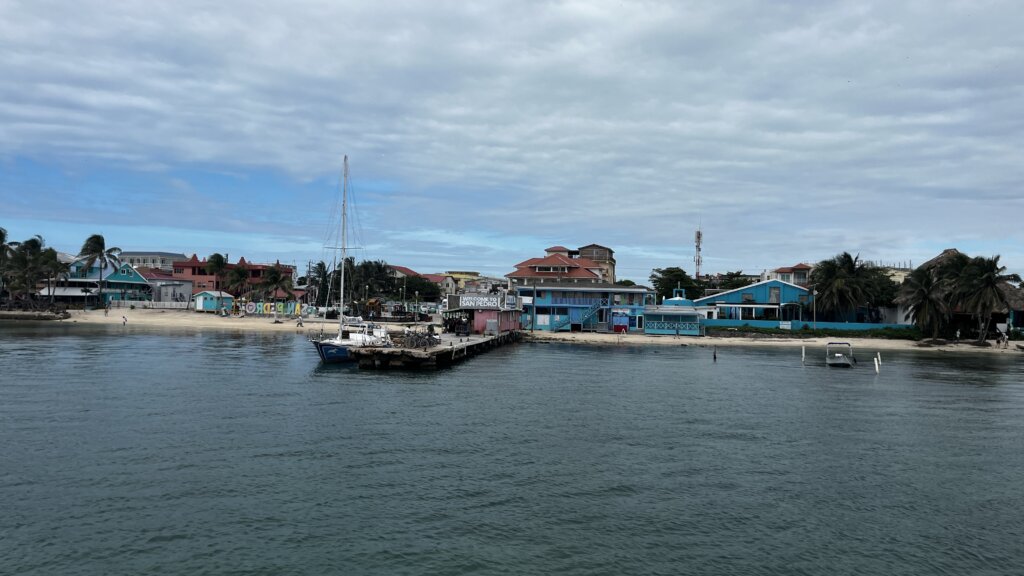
[
  {"left": 205, "top": 253, "right": 229, "bottom": 314},
  {"left": 896, "top": 267, "right": 949, "bottom": 339},
  {"left": 78, "top": 234, "right": 121, "bottom": 308},
  {"left": 0, "top": 226, "right": 9, "bottom": 301},
  {"left": 310, "top": 261, "right": 330, "bottom": 306},
  {"left": 41, "top": 248, "right": 71, "bottom": 305},
  {"left": 260, "top": 264, "right": 294, "bottom": 322},
  {"left": 7, "top": 236, "right": 41, "bottom": 300},
  {"left": 937, "top": 251, "right": 974, "bottom": 317},
  {"left": 961, "top": 256, "right": 1021, "bottom": 343},
  {"left": 809, "top": 252, "right": 874, "bottom": 321},
  {"left": 225, "top": 264, "right": 251, "bottom": 301}
]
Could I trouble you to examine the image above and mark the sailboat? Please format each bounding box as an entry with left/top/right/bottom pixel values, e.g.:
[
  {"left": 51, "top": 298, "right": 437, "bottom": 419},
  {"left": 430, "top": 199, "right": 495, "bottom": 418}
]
[{"left": 310, "top": 156, "right": 391, "bottom": 363}]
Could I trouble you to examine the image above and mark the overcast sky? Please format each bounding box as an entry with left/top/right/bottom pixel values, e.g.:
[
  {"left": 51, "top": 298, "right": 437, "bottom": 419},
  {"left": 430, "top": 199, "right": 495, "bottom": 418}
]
[{"left": 2, "top": 0, "right": 1022, "bottom": 282}]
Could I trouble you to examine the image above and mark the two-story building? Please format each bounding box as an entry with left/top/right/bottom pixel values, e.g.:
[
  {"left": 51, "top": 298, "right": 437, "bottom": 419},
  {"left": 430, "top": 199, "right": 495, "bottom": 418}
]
[
  {"left": 59, "top": 259, "right": 151, "bottom": 304},
  {"left": 506, "top": 247, "right": 651, "bottom": 332},
  {"left": 172, "top": 255, "right": 300, "bottom": 298},
  {"left": 119, "top": 251, "right": 187, "bottom": 273},
  {"left": 763, "top": 263, "right": 813, "bottom": 286}
]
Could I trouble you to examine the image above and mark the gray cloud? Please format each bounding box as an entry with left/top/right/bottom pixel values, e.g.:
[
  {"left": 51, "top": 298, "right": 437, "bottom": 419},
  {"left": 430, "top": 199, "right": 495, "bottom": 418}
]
[{"left": 1, "top": 0, "right": 1022, "bottom": 279}]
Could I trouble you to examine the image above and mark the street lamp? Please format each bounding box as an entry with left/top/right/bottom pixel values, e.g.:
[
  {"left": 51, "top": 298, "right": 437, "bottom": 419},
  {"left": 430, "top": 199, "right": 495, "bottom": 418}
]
[{"left": 811, "top": 285, "right": 817, "bottom": 330}]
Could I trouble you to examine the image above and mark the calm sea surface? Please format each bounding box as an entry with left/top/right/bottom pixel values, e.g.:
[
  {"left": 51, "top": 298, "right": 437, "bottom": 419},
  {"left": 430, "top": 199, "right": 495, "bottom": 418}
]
[{"left": 2, "top": 324, "right": 1023, "bottom": 575}]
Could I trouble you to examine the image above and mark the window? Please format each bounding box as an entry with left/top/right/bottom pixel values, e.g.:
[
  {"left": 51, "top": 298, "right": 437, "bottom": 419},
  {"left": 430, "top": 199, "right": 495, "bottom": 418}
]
[
  {"left": 742, "top": 292, "right": 754, "bottom": 302},
  {"left": 768, "top": 287, "right": 780, "bottom": 304}
]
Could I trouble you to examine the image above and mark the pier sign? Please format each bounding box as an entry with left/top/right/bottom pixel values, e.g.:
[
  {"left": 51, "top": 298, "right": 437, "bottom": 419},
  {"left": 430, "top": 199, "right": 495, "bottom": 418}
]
[{"left": 454, "top": 295, "right": 500, "bottom": 309}]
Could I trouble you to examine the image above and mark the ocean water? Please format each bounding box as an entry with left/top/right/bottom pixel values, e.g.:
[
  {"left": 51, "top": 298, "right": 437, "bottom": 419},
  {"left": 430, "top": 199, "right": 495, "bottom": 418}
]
[{"left": 2, "top": 324, "right": 1023, "bottom": 575}]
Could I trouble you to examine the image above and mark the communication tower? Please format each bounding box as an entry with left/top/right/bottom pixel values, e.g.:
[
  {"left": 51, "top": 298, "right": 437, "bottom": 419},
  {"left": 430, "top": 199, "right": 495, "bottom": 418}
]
[{"left": 694, "top": 227, "right": 703, "bottom": 280}]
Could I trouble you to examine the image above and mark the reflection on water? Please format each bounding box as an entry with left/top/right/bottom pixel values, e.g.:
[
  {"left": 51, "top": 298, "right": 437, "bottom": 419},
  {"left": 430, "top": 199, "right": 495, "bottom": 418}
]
[{"left": 2, "top": 325, "right": 1023, "bottom": 575}]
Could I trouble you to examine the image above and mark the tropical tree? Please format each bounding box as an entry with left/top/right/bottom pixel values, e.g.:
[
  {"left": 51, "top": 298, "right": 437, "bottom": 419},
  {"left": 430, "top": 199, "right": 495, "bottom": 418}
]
[
  {"left": 896, "top": 267, "right": 949, "bottom": 339},
  {"left": 961, "top": 256, "right": 1021, "bottom": 343},
  {"left": 5, "top": 236, "right": 46, "bottom": 302},
  {"left": 205, "top": 253, "right": 229, "bottom": 314},
  {"left": 225, "top": 264, "right": 252, "bottom": 300},
  {"left": 260, "top": 264, "right": 295, "bottom": 322},
  {"left": 78, "top": 234, "right": 121, "bottom": 308},
  {"left": 649, "top": 267, "right": 699, "bottom": 301},
  {"left": 0, "top": 226, "right": 10, "bottom": 301},
  {"left": 309, "top": 261, "right": 330, "bottom": 306},
  {"left": 41, "top": 248, "right": 70, "bottom": 305},
  {"left": 809, "top": 252, "right": 878, "bottom": 321},
  {"left": 717, "top": 271, "right": 755, "bottom": 291},
  {"left": 937, "top": 251, "right": 974, "bottom": 316}
]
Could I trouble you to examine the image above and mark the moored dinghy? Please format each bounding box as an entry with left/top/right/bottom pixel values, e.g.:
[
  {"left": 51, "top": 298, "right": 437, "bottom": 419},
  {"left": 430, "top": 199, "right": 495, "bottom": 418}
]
[{"left": 825, "top": 342, "right": 856, "bottom": 368}]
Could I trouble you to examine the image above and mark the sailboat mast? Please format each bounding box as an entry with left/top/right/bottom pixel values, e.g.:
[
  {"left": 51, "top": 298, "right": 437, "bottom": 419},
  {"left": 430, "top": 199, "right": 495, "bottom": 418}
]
[{"left": 338, "top": 156, "right": 348, "bottom": 337}]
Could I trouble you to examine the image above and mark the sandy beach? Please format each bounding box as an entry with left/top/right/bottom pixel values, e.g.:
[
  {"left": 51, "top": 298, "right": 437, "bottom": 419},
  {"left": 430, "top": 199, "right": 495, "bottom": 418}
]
[{"left": 32, "top": 308, "right": 1020, "bottom": 356}]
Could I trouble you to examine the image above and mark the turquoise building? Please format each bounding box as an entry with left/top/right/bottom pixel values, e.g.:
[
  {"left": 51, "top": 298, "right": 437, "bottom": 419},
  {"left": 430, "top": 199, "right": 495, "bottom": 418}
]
[
  {"left": 65, "top": 259, "right": 151, "bottom": 304},
  {"left": 514, "top": 284, "right": 653, "bottom": 332},
  {"left": 102, "top": 264, "right": 152, "bottom": 302},
  {"left": 693, "top": 279, "right": 811, "bottom": 321},
  {"left": 643, "top": 290, "right": 713, "bottom": 336},
  {"left": 194, "top": 291, "right": 234, "bottom": 313}
]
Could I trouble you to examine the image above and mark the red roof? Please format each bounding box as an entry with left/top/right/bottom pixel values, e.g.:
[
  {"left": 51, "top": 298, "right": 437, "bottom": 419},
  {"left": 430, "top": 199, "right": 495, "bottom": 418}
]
[
  {"left": 137, "top": 267, "right": 177, "bottom": 280},
  {"left": 773, "top": 263, "right": 813, "bottom": 273},
  {"left": 421, "top": 274, "right": 452, "bottom": 283},
  {"left": 389, "top": 265, "right": 420, "bottom": 277},
  {"left": 545, "top": 245, "right": 570, "bottom": 252},
  {"left": 506, "top": 253, "right": 604, "bottom": 279}
]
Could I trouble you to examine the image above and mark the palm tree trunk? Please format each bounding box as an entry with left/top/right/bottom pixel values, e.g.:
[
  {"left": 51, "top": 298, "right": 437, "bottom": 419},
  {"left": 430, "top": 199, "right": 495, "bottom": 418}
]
[{"left": 977, "top": 315, "right": 989, "bottom": 343}]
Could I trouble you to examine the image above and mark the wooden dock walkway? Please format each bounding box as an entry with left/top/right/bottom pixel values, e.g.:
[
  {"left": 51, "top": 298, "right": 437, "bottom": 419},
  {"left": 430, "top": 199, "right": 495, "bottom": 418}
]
[{"left": 347, "top": 331, "right": 522, "bottom": 369}]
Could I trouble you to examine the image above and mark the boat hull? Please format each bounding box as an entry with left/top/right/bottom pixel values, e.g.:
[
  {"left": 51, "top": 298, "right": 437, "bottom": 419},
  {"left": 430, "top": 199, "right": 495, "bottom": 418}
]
[
  {"left": 312, "top": 339, "right": 355, "bottom": 363},
  {"left": 826, "top": 357, "right": 855, "bottom": 368}
]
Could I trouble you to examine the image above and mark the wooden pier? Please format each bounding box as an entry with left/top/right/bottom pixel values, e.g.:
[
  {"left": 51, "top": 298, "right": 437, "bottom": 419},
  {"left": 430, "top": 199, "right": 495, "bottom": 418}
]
[{"left": 348, "top": 330, "right": 522, "bottom": 369}]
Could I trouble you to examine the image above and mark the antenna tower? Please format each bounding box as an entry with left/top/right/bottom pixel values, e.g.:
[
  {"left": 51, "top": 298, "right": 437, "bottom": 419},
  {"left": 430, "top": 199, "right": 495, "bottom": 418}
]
[{"left": 694, "top": 227, "right": 703, "bottom": 280}]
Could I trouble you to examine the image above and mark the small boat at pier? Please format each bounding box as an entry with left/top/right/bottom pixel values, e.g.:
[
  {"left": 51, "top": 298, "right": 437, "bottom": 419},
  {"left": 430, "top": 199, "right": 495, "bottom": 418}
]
[{"left": 825, "top": 342, "right": 856, "bottom": 368}]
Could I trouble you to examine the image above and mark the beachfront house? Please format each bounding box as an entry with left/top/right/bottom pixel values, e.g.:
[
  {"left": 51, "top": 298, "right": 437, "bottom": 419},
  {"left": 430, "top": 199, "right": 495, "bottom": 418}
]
[
  {"left": 507, "top": 247, "right": 651, "bottom": 332},
  {"left": 138, "top": 268, "right": 193, "bottom": 303},
  {"left": 193, "top": 291, "right": 234, "bottom": 313},
  {"left": 102, "top": 264, "right": 153, "bottom": 302},
  {"left": 643, "top": 291, "right": 717, "bottom": 336},
  {"left": 693, "top": 279, "right": 811, "bottom": 322},
  {"left": 57, "top": 258, "right": 151, "bottom": 305}
]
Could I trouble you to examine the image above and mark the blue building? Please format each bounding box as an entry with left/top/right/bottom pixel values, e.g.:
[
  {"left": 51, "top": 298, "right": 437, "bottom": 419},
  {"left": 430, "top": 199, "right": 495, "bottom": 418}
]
[
  {"left": 514, "top": 284, "right": 653, "bottom": 332},
  {"left": 507, "top": 247, "right": 653, "bottom": 332},
  {"left": 693, "top": 279, "right": 811, "bottom": 321},
  {"left": 643, "top": 291, "right": 715, "bottom": 336},
  {"left": 194, "top": 291, "right": 234, "bottom": 313},
  {"left": 62, "top": 259, "right": 151, "bottom": 305}
]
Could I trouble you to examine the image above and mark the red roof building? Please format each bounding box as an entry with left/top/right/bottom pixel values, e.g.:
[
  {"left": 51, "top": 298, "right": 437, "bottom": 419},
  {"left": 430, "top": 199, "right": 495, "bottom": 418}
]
[
  {"left": 768, "top": 263, "right": 813, "bottom": 286},
  {"left": 171, "top": 254, "right": 303, "bottom": 298},
  {"left": 387, "top": 265, "right": 420, "bottom": 279},
  {"left": 506, "top": 252, "right": 608, "bottom": 284}
]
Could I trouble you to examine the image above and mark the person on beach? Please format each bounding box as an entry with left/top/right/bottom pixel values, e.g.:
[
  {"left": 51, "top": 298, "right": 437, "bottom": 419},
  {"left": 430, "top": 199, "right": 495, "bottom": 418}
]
[
  {"left": 296, "top": 316, "right": 304, "bottom": 327},
  {"left": 122, "top": 315, "right": 127, "bottom": 326}
]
